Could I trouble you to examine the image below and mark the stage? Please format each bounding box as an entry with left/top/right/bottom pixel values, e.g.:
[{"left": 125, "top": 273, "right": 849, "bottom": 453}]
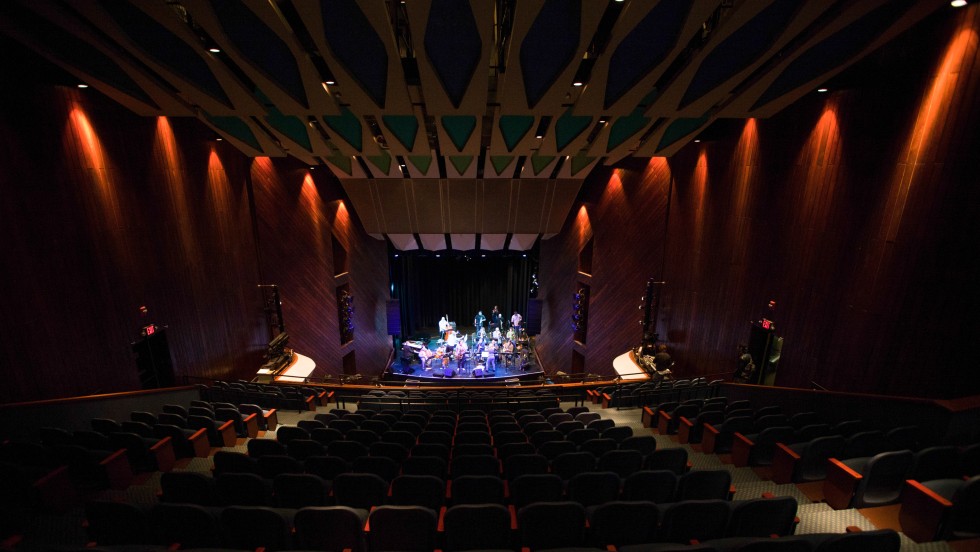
[{"left": 386, "top": 333, "right": 545, "bottom": 384}]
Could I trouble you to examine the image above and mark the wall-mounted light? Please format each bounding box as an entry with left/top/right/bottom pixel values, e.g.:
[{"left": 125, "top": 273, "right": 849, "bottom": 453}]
[
  {"left": 951, "top": 0, "right": 967, "bottom": 7},
  {"left": 77, "top": 83, "right": 89, "bottom": 89}
]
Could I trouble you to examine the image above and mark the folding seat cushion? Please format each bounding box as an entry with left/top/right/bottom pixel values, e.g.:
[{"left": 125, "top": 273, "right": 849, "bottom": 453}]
[
  {"left": 160, "top": 471, "right": 216, "bottom": 505},
  {"left": 566, "top": 471, "right": 620, "bottom": 507},
  {"left": 443, "top": 503, "right": 513, "bottom": 552},
  {"left": 645, "top": 447, "right": 689, "bottom": 475},
  {"left": 220, "top": 506, "right": 291, "bottom": 552},
  {"left": 657, "top": 499, "right": 731, "bottom": 544},
  {"left": 551, "top": 451, "right": 597, "bottom": 481},
  {"left": 676, "top": 469, "right": 732, "bottom": 501},
  {"left": 367, "top": 505, "right": 439, "bottom": 552},
  {"left": 726, "top": 496, "right": 799, "bottom": 537},
  {"left": 389, "top": 474, "right": 446, "bottom": 511},
  {"left": 84, "top": 500, "right": 151, "bottom": 546},
  {"left": 293, "top": 506, "right": 368, "bottom": 552},
  {"left": 517, "top": 501, "right": 587, "bottom": 551},
  {"left": 333, "top": 472, "right": 388, "bottom": 509},
  {"left": 824, "top": 449, "right": 914, "bottom": 509},
  {"left": 597, "top": 449, "right": 643, "bottom": 478},
  {"left": 150, "top": 502, "right": 220, "bottom": 549},
  {"left": 215, "top": 472, "right": 274, "bottom": 506},
  {"left": 587, "top": 500, "right": 659, "bottom": 547},
  {"left": 622, "top": 470, "right": 678, "bottom": 503},
  {"left": 504, "top": 453, "right": 549, "bottom": 481},
  {"left": 450, "top": 474, "right": 506, "bottom": 505},
  {"left": 510, "top": 473, "right": 564, "bottom": 508}
]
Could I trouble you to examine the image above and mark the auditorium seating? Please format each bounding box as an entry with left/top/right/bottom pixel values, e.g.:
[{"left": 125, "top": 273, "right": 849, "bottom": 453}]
[{"left": 5, "top": 390, "right": 974, "bottom": 552}]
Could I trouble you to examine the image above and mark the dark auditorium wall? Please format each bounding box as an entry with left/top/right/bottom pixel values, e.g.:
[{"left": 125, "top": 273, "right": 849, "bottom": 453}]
[
  {"left": 0, "top": 85, "right": 392, "bottom": 403},
  {"left": 538, "top": 7, "right": 980, "bottom": 399},
  {"left": 250, "top": 158, "right": 391, "bottom": 379},
  {"left": 0, "top": 86, "right": 266, "bottom": 403}
]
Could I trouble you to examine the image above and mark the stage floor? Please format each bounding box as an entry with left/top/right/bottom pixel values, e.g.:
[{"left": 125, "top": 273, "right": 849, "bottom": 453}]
[{"left": 389, "top": 334, "right": 543, "bottom": 382}]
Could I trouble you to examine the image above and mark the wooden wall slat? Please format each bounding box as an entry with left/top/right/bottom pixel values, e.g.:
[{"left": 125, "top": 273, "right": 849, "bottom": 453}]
[{"left": 537, "top": 8, "right": 980, "bottom": 398}]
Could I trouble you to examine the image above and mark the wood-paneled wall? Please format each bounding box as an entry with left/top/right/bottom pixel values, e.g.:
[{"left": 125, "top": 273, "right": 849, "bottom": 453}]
[
  {"left": 539, "top": 7, "right": 980, "bottom": 398},
  {"left": 0, "top": 84, "right": 393, "bottom": 403},
  {"left": 250, "top": 159, "right": 391, "bottom": 379},
  {"left": 0, "top": 87, "right": 265, "bottom": 403}
]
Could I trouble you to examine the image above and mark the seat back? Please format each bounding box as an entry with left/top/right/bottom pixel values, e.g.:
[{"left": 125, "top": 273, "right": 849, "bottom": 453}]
[
  {"left": 368, "top": 505, "right": 439, "bottom": 552},
  {"left": 518, "top": 501, "right": 587, "bottom": 551},
  {"left": 293, "top": 506, "right": 367, "bottom": 552},
  {"left": 853, "top": 450, "right": 915, "bottom": 508},
  {"left": 443, "top": 503, "right": 513, "bottom": 552},
  {"left": 588, "top": 500, "right": 659, "bottom": 547},
  {"left": 220, "top": 506, "right": 291, "bottom": 552},
  {"left": 727, "top": 496, "right": 799, "bottom": 537}
]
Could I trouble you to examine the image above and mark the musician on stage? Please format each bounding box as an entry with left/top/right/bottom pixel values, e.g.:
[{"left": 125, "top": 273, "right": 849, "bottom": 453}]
[
  {"left": 474, "top": 310, "right": 486, "bottom": 332},
  {"left": 438, "top": 315, "right": 451, "bottom": 337},
  {"left": 486, "top": 339, "right": 498, "bottom": 372},
  {"left": 511, "top": 311, "right": 523, "bottom": 334},
  {"left": 419, "top": 346, "right": 433, "bottom": 370},
  {"left": 492, "top": 326, "right": 502, "bottom": 342},
  {"left": 489, "top": 306, "right": 502, "bottom": 331},
  {"left": 455, "top": 336, "right": 468, "bottom": 370},
  {"left": 446, "top": 331, "right": 458, "bottom": 353},
  {"left": 501, "top": 339, "right": 514, "bottom": 367}
]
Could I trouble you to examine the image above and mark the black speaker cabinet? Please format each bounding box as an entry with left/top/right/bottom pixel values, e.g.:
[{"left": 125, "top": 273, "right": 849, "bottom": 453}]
[
  {"left": 526, "top": 299, "right": 543, "bottom": 335},
  {"left": 747, "top": 321, "right": 781, "bottom": 386},
  {"left": 132, "top": 328, "right": 175, "bottom": 389}
]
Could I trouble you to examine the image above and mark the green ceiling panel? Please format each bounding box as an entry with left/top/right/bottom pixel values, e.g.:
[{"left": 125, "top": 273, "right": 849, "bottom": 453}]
[
  {"left": 449, "top": 155, "right": 473, "bottom": 174},
  {"left": 570, "top": 155, "right": 596, "bottom": 176},
  {"left": 325, "top": 152, "right": 353, "bottom": 175},
  {"left": 531, "top": 154, "right": 556, "bottom": 175},
  {"left": 366, "top": 151, "right": 392, "bottom": 174},
  {"left": 264, "top": 108, "right": 312, "bottom": 152},
  {"left": 441, "top": 115, "right": 476, "bottom": 150},
  {"left": 657, "top": 115, "right": 709, "bottom": 151},
  {"left": 555, "top": 108, "right": 592, "bottom": 151},
  {"left": 607, "top": 109, "right": 651, "bottom": 152},
  {"left": 323, "top": 107, "right": 363, "bottom": 151},
  {"left": 204, "top": 113, "right": 261, "bottom": 150},
  {"left": 408, "top": 155, "right": 433, "bottom": 174},
  {"left": 382, "top": 115, "right": 419, "bottom": 150},
  {"left": 499, "top": 115, "right": 535, "bottom": 151},
  {"left": 491, "top": 156, "right": 515, "bottom": 175}
]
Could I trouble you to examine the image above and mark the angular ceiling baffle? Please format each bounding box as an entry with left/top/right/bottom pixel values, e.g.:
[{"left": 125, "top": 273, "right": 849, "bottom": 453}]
[{"left": 0, "top": 0, "right": 948, "bottom": 250}]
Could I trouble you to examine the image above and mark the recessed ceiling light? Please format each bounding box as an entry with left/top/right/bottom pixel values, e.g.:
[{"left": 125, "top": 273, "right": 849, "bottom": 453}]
[
  {"left": 77, "top": 84, "right": 89, "bottom": 88},
  {"left": 573, "top": 81, "right": 583, "bottom": 87},
  {"left": 324, "top": 80, "right": 336, "bottom": 86},
  {"left": 694, "top": 139, "right": 701, "bottom": 143},
  {"left": 951, "top": 0, "right": 967, "bottom": 7},
  {"left": 209, "top": 47, "right": 221, "bottom": 53},
  {"left": 817, "top": 88, "right": 828, "bottom": 93},
  {"left": 216, "top": 137, "right": 223, "bottom": 141}
]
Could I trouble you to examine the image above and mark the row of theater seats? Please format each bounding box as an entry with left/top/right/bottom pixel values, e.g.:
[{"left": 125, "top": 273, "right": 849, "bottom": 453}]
[
  {"left": 648, "top": 399, "right": 980, "bottom": 543},
  {"left": 355, "top": 388, "right": 562, "bottom": 412},
  {"left": 162, "top": 465, "right": 734, "bottom": 510},
  {"left": 592, "top": 377, "right": 722, "bottom": 409},
  {"left": 202, "top": 381, "right": 327, "bottom": 413},
  {"left": 82, "top": 495, "right": 817, "bottom": 552}
]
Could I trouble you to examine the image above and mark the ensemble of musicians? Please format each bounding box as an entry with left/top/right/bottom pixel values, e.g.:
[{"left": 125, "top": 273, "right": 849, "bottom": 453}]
[{"left": 403, "top": 306, "right": 529, "bottom": 377}]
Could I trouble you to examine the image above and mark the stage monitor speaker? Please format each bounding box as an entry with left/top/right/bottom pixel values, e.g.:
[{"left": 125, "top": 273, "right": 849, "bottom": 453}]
[
  {"left": 386, "top": 299, "right": 401, "bottom": 336},
  {"left": 132, "top": 329, "right": 175, "bottom": 389},
  {"left": 526, "top": 298, "right": 542, "bottom": 335}
]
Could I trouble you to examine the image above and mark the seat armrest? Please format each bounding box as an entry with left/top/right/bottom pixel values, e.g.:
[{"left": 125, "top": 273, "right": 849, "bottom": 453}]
[
  {"left": 217, "top": 419, "right": 237, "bottom": 447},
  {"left": 656, "top": 411, "right": 673, "bottom": 435},
  {"left": 771, "top": 443, "right": 799, "bottom": 484},
  {"left": 823, "top": 458, "right": 863, "bottom": 510},
  {"left": 188, "top": 428, "right": 210, "bottom": 458},
  {"left": 731, "top": 432, "right": 755, "bottom": 467},
  {"left": 241, "top": 413, "right": 259, "bottom": 439},
  {"left": 899, "top": 479, "right": 953, "bottom": 543},
  {"left": 149, "top": 436, "right": 176, "bottom": 472},
  {"left": 677, "top": 417, "right": 694, "bottom": 444},
  {"left": 264, "top": 408, "right": 279, "bottom": 431},
  {"left": 702, "top": 423, "right": 720, "bottom": 454},
  {"left": 100, "top": 448, "right": 134, "bottom": 490},
  {"left": 641, "top": 407, "right": 656, "bottom": 428},
  {"left": 33, "top": 466, "right": 78, "bottom": 513}
]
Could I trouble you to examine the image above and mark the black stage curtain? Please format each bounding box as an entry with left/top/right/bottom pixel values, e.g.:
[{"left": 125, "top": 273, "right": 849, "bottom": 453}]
[{"left": 392, "top": 252, "right": 533, "bottom": 338}]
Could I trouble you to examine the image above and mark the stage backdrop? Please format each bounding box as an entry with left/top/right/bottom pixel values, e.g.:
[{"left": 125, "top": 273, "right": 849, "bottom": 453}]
[{"left": 391, "top": 252, "right": 533, "bottom": 338}]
